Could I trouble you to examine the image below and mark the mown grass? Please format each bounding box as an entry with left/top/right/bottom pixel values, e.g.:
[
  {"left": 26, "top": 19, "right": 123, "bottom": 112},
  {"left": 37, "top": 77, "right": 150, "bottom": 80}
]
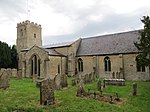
[{"left": 0, "top": 78, "right": 150, "bottom": 112}]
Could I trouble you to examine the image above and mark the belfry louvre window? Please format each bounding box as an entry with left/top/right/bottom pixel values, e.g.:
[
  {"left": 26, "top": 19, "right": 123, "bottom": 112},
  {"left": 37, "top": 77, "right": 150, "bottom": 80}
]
[
  {"left": 78, "top": 58, "right": 83, "bottom": 72},
  {"left": 104, "top": 56, "right": 111, "bottom": 71},
  {"left": 20, "top": 29, "right": 23, "bottom": 36},
  {"left": 34, "top": 33, "right": 36, "bottom": 38},
  {"left": 136, "top": 58, "right": 145, "bottom": 72}
]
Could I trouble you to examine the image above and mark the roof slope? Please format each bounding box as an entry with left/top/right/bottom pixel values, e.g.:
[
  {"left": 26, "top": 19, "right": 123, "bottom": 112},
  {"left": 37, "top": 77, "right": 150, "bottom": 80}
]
[
  {"left": 77, "top": 30, "right": 140, "bottom": 56},
  {"left": 44, "top": 49, "right": 66, "bottom": 56},
  {"left": 42, "top": 41, "right": 73, "bottom": 49}
]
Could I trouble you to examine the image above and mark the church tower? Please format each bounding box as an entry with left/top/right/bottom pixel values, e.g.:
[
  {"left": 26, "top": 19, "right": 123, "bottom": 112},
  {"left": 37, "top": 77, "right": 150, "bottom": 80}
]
[{"left": 16, "top": 20, "right": 42, "bottom": 53}]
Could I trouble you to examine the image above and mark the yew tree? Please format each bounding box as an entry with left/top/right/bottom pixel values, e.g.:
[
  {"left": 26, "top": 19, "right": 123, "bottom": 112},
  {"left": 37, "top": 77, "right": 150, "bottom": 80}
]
[{"left": 134, "top": 16, "right": 150, "bottom": 67}]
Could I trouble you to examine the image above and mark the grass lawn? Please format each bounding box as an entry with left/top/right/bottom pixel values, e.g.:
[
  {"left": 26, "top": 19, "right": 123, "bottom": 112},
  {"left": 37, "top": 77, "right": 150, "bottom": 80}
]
[{"left": 0, "top": 78, "right": 150, "bottom": 112}]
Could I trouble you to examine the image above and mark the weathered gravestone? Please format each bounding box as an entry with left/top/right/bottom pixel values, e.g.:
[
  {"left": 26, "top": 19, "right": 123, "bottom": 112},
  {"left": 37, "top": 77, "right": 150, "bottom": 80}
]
[
  {"left": 97, "top": 79, "right": 101, "bottom": 91},
  {"left": 12, "top": 69, "right": 17, "bottom": 78},
  {"left": 54, "top": 74, "right": 62, "bottom": 89},
  {"left": 7, "top": 68, "right": 12, "bottom": 77},
  {"left": 17, "top": 70, "right": 22, "bottom": 79},
  {"left": 72, "top": 79, "right": 76, "bottom": 86},
  {"left": 76, "top": 78, "right": 85, "bottom": 96},
  {"left": 0, "top": 70, "right": 9, "bottom": 89},
  {"left": 132, "top": 83, "right": 137, "bottom": 96},
  {"left": 61, "top": 74, "right": 68, "bottom": 88},
  {"left": 38, "top": 78, "right": 55, "bottom": 105}
]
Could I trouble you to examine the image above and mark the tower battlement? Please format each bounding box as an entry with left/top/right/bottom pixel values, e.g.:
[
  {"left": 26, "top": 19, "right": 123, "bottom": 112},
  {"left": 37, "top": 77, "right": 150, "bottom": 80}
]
[{"left": 17, "top": 20, "right": 41, "bottom": 28}]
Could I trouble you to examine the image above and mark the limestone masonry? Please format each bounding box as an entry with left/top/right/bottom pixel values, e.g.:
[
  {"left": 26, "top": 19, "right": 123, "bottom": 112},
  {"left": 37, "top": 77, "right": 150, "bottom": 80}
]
[{"left": 16, "top": 20, "right": 150, "bottom": 81}]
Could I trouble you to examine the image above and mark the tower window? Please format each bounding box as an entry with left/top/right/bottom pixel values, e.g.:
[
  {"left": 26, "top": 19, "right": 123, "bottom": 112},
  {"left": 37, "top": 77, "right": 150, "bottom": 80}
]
[
  {"left": 34, "top": 34, "right": 36, "bottom": 38},
  {"left": 20, "top": 29, "right": 23, "bottom": 36}
]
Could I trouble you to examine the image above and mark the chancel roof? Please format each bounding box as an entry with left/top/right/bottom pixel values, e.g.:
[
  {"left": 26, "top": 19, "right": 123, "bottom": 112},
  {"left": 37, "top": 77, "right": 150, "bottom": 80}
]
[{"left": 77, "top": 30, "right": 140, "bottom": 56}]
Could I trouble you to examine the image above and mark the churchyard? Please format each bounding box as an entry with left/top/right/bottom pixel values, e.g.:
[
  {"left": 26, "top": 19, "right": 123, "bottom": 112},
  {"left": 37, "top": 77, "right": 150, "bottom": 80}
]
[{"left": 0, "top": 77, "right": 150, "bottom": 112}]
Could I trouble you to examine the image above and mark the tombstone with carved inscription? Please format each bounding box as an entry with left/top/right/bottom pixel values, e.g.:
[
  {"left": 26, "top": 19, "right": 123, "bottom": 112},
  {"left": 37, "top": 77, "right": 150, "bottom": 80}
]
[{"left": 38, "top": 78, "right": 55, "bottom": 105}]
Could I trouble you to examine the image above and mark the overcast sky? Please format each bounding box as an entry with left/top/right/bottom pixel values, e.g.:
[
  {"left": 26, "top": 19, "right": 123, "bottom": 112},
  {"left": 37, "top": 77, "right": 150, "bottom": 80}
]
[{"left": 0, "top": 0, "right": 150, "bottom": 46}]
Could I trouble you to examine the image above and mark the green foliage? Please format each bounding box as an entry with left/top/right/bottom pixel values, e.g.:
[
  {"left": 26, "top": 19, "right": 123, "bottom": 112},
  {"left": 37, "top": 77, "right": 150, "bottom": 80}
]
[
  {"left": 0, "top": 78, "right": 150, "bottom": 112},
  {"left": 134, "top": 16, "right": 150, "bottom": 66},
  {"left": 0, "top": 41, "right": 18, "bottom": 68},
  {"left": 10, "top": 45, "right": 18, "bottom": 68},
  {"left": 0, "top": 41, "right": 12, "bottom": 68}
]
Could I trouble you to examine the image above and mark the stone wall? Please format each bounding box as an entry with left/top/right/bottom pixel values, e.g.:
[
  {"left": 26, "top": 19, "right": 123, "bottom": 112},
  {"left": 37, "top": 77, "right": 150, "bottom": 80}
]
[
  {"left": 78, "top": 54, "right": 150, "bottom": 81},
  {"left": 0, "top": 68, "right": 17, "bottom": 78},
  {"left": 123, "top": 54, "right": 149, "bottom": 81}
]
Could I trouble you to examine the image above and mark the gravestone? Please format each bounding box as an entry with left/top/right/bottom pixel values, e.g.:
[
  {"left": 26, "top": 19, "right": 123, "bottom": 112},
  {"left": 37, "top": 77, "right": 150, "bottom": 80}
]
[
  {"left": 132, "top": 83, "right": 137, "bottom": 96},
  {"left": 12, "top": 69, "right": 17, "bottom": 77},
  {"left": 72, "top": 79, "right": 76, "bottom": 86},
  {"left": 61, "top": 74, "right": 68, "bottom": 88},
  {"left": 0, "top": 70, "right": 9, "bottom": 89},
  {"left": 54, "top": 74, "right": 61, "bottom": 89},
  {"left": 76, "top": 78, "right": 85, "bottom": 96},
  {"left": 17, "top": 70, "right": 22, "bottom": 79},
  {"left": 97, "top": 79, "right": 101, "bottom": 91},
  {"left": 38, "top": 78, "right": 55, "bottom": 105},
  {"left": 7, "top": 68, "right": 12, "bottom": 77}
]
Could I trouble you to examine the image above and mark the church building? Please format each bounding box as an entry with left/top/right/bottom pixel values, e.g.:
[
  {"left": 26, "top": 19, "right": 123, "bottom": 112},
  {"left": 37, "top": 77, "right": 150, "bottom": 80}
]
[{"left": 16, "top": 20, "right": 150, "bottom": 81}]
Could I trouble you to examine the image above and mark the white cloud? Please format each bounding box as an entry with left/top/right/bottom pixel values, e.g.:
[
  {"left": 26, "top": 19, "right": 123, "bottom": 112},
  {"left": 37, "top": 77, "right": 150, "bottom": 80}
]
[{"left": 0, "top": 0, "right": 149, "bottom": 45}]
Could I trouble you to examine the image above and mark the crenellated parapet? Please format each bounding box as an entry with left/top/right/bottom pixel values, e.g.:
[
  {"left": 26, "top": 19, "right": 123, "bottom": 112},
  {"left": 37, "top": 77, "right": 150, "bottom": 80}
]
[{"left": 17, "top": 20, "right": 41, "bottom": 28}]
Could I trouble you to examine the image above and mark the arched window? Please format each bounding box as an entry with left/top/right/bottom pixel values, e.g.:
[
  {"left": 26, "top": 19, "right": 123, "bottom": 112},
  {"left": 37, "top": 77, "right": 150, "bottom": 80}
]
[
  {"left": 34, "top": 55, "right": 37, "bottom": 74},
  {"left": 31, "top": 55, "right": 41, "bottom": 76},
  {"left": 136, "top": 57, "right": 145, "bottom": 72},
  {"left": 78, "top": 58, "right": 83, "bottom": 72},
  {"left": 104, "top": 56, "right": 111, "bottom": 71}
]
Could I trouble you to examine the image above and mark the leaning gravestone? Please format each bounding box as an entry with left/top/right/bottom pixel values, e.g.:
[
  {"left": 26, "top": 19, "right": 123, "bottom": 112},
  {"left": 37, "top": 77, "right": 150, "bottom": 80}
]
[
  {"left": 38, "top": 78, "right": 55, "bottom": 105},
  {"left": 0, "top": 70, "right": 9, "bottom": 89},
  {"left": 54, "top": 74, "right": 62, "bottom": 89}
]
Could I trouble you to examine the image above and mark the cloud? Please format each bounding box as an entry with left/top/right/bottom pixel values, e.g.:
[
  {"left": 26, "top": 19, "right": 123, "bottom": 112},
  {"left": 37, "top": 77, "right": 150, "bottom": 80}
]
[
  {"left": 0, "top": 0, "right": 150, "bottom": 46},
  {"left": 0, "top": 0, "right": 26, "bottom": 22}
]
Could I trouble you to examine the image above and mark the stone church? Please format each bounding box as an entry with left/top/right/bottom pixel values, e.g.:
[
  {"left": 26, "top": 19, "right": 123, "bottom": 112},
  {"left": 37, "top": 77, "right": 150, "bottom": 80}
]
[{"left": 16, "top": 20, "right": 150, "bottom": 81}]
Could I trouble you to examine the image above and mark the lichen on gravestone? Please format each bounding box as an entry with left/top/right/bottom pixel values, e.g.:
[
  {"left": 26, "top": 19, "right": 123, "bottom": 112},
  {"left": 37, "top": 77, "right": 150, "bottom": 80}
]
[
  {"left": 0, "top": 70, "right": 9, "bottom": 90},
  {"left": 38, "top": 78, "right": 55, "bottom": 105}
]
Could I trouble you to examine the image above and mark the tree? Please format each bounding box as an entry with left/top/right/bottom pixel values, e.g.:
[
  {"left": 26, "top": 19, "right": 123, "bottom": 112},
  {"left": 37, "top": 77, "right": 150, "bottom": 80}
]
[
  {"left": 0, "top": 41, "right": 12, "bottom": 68},
  {"left": 11, "top": 45, "right": 18, "bottom": 68},
  {"left": 0, "top": 41, "right": 18, "bottom": 69},
  {"left": 134, "top": 16, "right": 150, "bottom": 67}
]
